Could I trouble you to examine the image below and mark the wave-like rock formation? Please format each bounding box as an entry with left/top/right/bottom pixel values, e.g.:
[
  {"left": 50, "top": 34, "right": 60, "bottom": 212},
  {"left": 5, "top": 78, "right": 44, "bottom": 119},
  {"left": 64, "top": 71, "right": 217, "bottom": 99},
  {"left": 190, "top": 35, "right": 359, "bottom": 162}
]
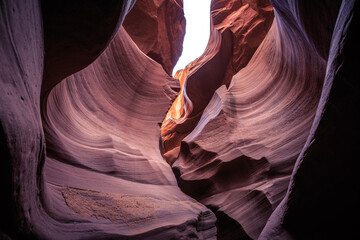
[{"left": 1, "top": 0, "right": 359, "bottom": 239}]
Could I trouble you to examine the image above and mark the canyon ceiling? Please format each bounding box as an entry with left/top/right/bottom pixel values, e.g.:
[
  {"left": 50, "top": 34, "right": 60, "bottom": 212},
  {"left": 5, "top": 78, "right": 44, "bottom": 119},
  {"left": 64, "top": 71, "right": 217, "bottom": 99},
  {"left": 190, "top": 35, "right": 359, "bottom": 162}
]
[{"left": 0, "top": 0, "right": 359, "bottom": 239}]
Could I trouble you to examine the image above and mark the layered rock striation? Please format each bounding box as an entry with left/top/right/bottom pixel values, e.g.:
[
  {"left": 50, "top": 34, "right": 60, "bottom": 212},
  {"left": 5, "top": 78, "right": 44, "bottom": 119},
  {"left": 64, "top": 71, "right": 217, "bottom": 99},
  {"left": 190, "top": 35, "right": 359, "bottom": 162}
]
[
  {"left": 2, "top": 1, "right": 217, "bottom": 239},
  {"left": 1, "top": 0, "right": 359, "bottom": 239}
]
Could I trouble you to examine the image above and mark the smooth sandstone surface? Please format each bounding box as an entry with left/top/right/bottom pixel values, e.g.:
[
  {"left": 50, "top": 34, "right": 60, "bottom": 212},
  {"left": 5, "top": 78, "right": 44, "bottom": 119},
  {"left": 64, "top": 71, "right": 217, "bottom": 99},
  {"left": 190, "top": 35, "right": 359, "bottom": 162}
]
[
  {"left": 42, "top": 26, "right": 216, "bottom": 239},
  {"left": 1, "top": 0, "right": 359, "bottom": 239}
]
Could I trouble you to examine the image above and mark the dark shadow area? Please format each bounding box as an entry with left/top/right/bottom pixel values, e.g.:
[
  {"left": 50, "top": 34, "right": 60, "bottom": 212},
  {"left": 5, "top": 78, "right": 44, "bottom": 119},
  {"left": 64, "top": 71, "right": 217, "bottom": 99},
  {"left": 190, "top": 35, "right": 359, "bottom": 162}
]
[{"left": 208, "top": 206, "right": 252, "bottom": 240}]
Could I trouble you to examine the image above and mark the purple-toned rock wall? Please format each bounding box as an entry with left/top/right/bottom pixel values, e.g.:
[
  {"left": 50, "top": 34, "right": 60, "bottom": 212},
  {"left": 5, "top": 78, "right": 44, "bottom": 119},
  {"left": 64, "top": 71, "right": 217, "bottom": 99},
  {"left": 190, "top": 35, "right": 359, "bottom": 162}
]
[{"left": 1, "top": 0, "right": 359, "bottom": 239}]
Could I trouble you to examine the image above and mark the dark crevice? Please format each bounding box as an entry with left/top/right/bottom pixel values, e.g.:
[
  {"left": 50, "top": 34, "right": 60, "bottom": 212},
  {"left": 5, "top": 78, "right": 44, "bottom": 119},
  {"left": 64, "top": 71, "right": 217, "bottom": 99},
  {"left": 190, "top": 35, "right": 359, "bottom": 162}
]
[{"left": 207, "top": 206, "right": 252, "bottom": 240}]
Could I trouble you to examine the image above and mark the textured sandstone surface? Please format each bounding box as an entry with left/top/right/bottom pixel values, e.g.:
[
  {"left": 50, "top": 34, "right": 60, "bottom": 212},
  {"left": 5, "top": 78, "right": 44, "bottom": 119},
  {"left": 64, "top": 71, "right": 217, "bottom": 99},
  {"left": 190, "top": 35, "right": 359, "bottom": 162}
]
[
  {"left": 1, "top": 0, "right": 359, "bottom": 239},
  {"left": 123, "top": 0, "right": 186, "bottom": 76}
]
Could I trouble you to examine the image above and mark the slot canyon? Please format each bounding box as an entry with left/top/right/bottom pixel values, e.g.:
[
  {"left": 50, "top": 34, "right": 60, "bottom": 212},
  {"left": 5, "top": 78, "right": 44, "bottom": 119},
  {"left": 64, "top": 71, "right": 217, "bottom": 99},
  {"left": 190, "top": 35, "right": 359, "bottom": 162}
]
[{"left": 0, "top": 0, "right": 359, "bottom": 239}]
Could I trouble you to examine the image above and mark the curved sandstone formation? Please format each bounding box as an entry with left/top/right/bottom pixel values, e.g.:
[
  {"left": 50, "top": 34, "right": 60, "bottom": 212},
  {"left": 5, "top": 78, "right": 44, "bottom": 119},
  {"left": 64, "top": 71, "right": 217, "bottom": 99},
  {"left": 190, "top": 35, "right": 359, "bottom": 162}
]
[
  {"left": 1, "top": 0, "right": 359, "bottom": 239},
  {"left": 41, "top": 26, "right": 216, "bottom": 239},
  {"left": 259, "top": 0, "right": 360, "bottom": 239},
  {"left": 2, "top": 0, "right": 216, "bottom": 239}
]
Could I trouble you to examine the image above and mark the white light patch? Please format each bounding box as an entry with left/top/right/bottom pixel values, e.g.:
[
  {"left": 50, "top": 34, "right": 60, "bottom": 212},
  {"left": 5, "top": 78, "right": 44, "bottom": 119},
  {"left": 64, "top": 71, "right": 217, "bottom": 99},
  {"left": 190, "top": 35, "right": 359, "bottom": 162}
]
[{"left": 172, "top": 0, "right": 212, "bottom": 76}]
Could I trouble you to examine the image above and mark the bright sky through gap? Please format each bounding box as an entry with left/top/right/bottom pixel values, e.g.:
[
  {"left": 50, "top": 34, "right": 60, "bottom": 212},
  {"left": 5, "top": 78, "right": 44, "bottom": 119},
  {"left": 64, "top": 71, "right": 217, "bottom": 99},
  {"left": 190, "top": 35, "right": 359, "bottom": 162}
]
[{"left": 172, "top": 0, "right": 212, "bottom": 76}]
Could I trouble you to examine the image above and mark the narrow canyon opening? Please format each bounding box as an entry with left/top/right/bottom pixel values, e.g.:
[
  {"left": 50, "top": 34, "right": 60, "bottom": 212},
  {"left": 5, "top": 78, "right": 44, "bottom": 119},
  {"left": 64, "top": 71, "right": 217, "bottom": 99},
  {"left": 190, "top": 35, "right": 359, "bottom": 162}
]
[
  {"left": 161, "top": 0, "right": 212, "bottom": 164},
  {"left": 172, "top": 0, "right": 212, "bottom": 76}
]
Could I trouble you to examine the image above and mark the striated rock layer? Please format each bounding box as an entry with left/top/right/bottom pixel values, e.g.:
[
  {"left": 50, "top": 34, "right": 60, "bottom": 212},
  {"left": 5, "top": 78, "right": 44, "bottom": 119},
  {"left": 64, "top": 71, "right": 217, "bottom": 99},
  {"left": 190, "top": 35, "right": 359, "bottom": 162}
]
[
  {"left": 1, "top": 0, "right": 359, "bottom": 239},
  {"left": 260, "top": 0, "right": 360, "bottom": 239},
  {"left": 2, "top": 0, "right": 217, "bottom": 239},
  {"left": 42, "top": 26, "right": 216, "bottom": 239},
  {"left": 161, "top": 0, "right": 359, "bottom": 239}
]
